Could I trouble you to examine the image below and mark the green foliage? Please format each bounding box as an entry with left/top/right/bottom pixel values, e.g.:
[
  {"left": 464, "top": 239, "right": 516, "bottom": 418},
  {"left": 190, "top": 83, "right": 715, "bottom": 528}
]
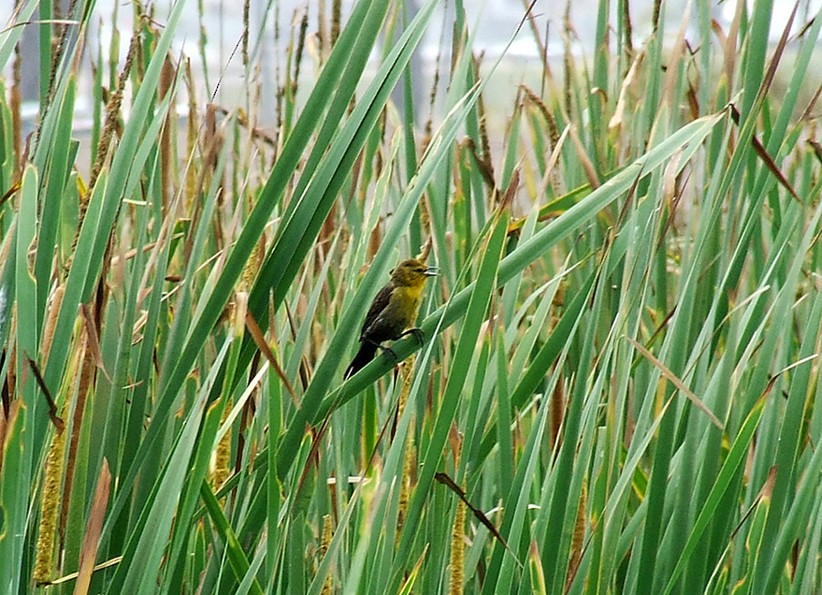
[{"left": 1, "top": 0, "right": 821, "bottom": 593}]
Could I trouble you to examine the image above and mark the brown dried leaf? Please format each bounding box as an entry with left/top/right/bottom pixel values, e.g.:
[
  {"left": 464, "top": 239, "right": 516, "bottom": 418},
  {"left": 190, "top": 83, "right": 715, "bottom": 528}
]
[{"left": 74, "top": 459, "right": 111, "bottom": 595}]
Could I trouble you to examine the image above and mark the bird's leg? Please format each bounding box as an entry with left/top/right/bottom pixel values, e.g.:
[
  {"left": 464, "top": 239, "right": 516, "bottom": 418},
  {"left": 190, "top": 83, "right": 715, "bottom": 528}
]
[
  {"left": 365, "top": 338, "right": 398, "bottom": 361},
  {"left": 398, "top": 327, "right": 425, "bottom": 345}
]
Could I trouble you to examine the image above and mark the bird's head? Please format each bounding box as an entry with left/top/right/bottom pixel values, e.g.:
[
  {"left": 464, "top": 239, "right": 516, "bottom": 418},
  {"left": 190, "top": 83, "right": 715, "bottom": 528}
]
[{"left": 390, "top": 258, "right": 439, "bottom": 287}]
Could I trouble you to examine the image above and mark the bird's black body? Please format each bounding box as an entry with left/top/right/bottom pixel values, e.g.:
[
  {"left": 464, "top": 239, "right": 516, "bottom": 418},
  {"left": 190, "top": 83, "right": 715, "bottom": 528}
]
[{"left": 344, "top": 259, "right": 437, "bottom": 379}]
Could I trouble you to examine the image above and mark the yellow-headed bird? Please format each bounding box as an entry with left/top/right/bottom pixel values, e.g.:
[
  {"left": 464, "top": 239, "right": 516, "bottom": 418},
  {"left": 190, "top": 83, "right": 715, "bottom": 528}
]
[{"left": 345, "top": 258, "right": 438, "bottom": 378}]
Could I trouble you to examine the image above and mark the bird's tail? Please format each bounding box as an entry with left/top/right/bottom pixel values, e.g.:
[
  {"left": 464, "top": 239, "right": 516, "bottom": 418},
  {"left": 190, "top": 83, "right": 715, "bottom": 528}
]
[{"left": 345, "top": 342, "right": 378, "bottom": 379}]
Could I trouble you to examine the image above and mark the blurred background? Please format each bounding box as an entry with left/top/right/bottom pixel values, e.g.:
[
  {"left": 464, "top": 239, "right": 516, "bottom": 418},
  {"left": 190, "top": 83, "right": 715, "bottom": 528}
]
[{"left": 11, "top": 0, "right": 817, "bottom": 138}]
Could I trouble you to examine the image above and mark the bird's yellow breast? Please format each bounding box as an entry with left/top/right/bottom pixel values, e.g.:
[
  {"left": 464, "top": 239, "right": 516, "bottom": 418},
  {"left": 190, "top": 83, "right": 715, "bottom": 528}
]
[{"left": 390, "top": 284, "right": 424, "bottom": 323}]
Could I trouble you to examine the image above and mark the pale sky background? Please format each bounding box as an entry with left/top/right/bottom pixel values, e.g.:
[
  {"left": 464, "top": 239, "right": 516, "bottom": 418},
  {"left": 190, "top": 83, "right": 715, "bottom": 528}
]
[{"left": 8, "top": 0, "right": 822, "bottom": 128}]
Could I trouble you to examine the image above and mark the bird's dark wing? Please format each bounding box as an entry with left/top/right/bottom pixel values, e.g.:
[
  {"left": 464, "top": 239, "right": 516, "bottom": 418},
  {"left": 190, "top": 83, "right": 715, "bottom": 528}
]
[
  {"left": 360, "top": 283, "right": 394, "bottom": 340},
  {"left": 344, "top": 341, "right": 378, "bottom": 379}
]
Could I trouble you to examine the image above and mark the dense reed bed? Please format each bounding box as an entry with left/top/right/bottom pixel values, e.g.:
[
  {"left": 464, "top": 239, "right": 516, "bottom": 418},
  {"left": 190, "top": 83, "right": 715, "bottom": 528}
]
[{"left": 1, "top": 0, "right": 822, "bottom": 592}]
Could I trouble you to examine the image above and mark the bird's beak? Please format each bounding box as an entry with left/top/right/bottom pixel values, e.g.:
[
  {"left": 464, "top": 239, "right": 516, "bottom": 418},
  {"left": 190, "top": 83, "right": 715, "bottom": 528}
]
[{"left": 424, "top": 266, "right": 439, "bottom": 276}]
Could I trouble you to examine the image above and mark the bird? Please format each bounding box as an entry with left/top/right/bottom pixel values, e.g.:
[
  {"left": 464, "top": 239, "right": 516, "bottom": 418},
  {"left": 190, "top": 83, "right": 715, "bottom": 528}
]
[{"left": 344, "top": 258, "right": 438, "bottom": 379}]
